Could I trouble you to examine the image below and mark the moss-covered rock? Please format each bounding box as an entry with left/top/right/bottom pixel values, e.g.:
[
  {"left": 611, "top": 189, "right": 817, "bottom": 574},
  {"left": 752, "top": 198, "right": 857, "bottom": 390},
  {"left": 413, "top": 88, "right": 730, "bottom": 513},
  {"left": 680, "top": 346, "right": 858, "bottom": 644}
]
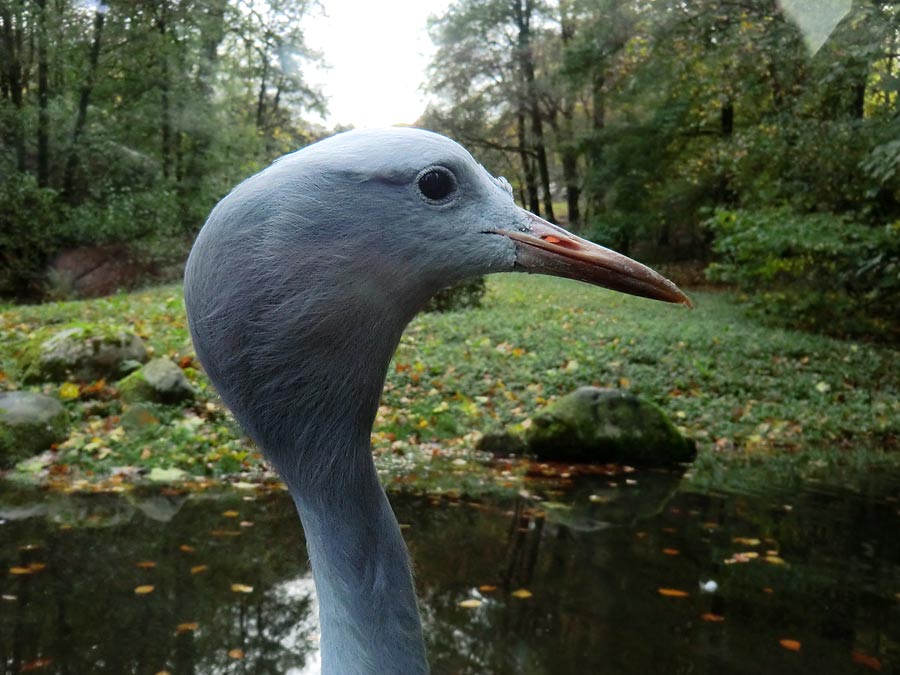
[
  {"left": 18, "top": 323, "right": 148, "bottom": 383},
  {"left": 119, "top": 358, "right": 195, "bottom": 404},
  {"left": 524, "top": 386, "right": 695, "bottom": 465},
  {"left": 0, "top": 392, "right": 69, "bottom": 468}
]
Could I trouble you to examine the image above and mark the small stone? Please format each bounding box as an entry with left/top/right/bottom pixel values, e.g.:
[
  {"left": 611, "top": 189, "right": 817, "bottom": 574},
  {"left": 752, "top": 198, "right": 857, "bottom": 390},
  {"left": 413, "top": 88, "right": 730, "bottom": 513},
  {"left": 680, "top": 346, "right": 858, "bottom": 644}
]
[
  {"left": 0, "top": 392, "right": 69, "bottom": 469},
  {"left": 119, "top": 359, "right": 195, "bottom": 404}
]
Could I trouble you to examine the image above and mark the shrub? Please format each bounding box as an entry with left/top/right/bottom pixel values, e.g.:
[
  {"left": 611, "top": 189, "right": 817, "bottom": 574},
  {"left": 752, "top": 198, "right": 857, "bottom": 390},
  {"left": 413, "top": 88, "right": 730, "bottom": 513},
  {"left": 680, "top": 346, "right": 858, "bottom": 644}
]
[
  {"left": 706, "top": 208, "right": 900, "bottom": 340},
  {"left": 423, "top": 277, "right": 487, "bottom": 313}
]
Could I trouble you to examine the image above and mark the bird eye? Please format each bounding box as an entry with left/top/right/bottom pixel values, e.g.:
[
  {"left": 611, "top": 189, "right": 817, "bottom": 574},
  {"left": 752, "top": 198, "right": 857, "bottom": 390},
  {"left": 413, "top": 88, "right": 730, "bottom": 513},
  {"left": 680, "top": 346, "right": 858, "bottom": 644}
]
[{"left": 416, "top": 167, "right": 457, "bottom": 203}]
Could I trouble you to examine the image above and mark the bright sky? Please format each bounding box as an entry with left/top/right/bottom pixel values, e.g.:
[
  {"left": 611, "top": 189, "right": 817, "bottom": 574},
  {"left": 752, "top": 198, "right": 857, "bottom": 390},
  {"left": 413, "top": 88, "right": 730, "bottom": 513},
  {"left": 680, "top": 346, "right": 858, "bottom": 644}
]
[{"left": 303, "top": 0, "right": 448, "bottom": 129}]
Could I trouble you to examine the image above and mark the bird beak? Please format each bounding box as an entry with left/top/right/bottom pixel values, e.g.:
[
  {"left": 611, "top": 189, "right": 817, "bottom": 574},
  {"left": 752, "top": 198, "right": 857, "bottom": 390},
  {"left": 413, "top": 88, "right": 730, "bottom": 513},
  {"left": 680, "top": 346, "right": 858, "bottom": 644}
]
[{"left": 498, "top": 211, "right": 692, "bottom": 307}]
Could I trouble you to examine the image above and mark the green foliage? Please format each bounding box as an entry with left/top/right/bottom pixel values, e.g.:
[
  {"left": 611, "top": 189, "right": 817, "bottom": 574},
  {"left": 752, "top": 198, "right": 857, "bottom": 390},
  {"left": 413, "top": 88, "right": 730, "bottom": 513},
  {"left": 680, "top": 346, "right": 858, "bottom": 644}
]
[
  {"left": 706, "top": 208, "right": 900, "bottom": 338},
  {"left": 423, "top": 277, "right": 488, "bottom": 313}
]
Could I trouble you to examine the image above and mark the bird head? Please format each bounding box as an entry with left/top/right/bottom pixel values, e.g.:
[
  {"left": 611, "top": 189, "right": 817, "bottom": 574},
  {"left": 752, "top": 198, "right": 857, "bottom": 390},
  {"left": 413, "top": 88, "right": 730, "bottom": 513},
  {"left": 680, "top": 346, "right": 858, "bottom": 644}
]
[{"left": 184, "top": 127, "right": 688, "bottom": 477}]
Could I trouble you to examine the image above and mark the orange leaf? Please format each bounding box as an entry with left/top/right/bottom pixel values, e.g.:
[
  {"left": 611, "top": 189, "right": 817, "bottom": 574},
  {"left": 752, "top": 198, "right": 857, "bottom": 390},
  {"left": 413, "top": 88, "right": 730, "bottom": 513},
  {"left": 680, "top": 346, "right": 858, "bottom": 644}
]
[
  {"left": 134, "top": 585, "right": 155, "bottom": 595},
  {"left": 21, "top": 658, "right": 53, "bottom": 671},
  {"left": 179, "top": 545, "right": 195, "bottom": 553},
  {"left": 657, "top": 588, "right": 689, "bottom": 598},
  {"left": 478, "top": 585, "right": 497, "bottom": 592},
  {"left": 27, "top": 563, "right": 46, "bottom": 572},
  {"left": 851, "top": 650, "right": 882, "bottom": 671},
  {"left": 662, "top": 548, "right": 680, "bottom": 556},
  {"left": 190, "top": 565, "right": 208, "bottom": 575},
  {"left": 176, "top": 622, "right": 199, "bottom": 633},
  {"left": 701, "top": 613, "right": 725, "bottom": 622},
  {"left": 135, "top": 561, "right": 157, "bottom": 569},
  {"left": 9, "top": 567, "right": 32, "bottom": 575},
  {"left": 779, "top": 639, "right": 801, "bottom": 652},
  {"left": 227, "top": 649, "right": 244, "bottom": 660}
]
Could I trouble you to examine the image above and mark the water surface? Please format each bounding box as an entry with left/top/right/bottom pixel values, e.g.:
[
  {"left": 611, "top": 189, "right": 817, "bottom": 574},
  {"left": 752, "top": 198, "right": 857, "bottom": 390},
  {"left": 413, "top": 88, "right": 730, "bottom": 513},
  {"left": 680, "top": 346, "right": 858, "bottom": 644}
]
[{"left": 1, "top": 471, "right": 898, "bottom": 674}]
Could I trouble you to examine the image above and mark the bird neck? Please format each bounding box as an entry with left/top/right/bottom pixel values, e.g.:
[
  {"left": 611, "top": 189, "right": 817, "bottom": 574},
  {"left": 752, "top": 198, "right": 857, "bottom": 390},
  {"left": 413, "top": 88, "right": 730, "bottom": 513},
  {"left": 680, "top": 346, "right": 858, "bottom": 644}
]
[{"left": 291, "top": 451, "right": 428, "bottom": 675}]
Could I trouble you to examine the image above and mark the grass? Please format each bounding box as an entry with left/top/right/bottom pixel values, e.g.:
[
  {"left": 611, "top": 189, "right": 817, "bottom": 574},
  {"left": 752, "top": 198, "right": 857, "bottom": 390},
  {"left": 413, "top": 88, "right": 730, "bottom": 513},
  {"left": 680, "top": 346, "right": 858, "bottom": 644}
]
[{"left": 1, "top": 275, "right": 898, "bottom": 494}]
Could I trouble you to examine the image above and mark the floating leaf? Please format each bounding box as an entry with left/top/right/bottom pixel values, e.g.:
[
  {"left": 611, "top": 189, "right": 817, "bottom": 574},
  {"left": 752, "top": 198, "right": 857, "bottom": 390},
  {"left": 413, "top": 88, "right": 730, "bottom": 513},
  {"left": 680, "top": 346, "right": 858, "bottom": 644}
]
[
  {"left": 21, "top": 658, "right": 53, "bottom": 671},
  {"left": 179, "top": 545, "right": 195, "bottom": 553},
  {"left": 663, "top": 548, "right": 680, "bottom": 556},
  {"left": 135, "top": 561, "right": 157, "bottom": 569},
  {"left": 701, "top": 613, "right": 725, "bottom": 622},
  {"left": 511, "top": 589, "right": 533, "bottom": 599},
  {"left": 851, "top": 650, "right": 883, "bottom": 671},
  {"left": 190, "top": 565, "right": 208, "bottom": 575},
  {"left": 657, "top": 588, "right": 689, "bottom": 598},
  {"left": 134, "top": 585, "right": 155, "bottom": 595},
  {"left": 458, "top": 599, "right": 482, "bottom": 608},
  {"left": 227, "top": 649, "right": 244, "bottom": 659},
  {"left": 222, "top": 510, "right": 239, "bottom": 518},
  {"left": 176, "top": 622, "right": 199, "bottom": 633},
  {"left": 764, "top": 555, "right": 787, "bottom": 566},
  {"left": 9, "top": 567, "right": 32, "bottom": 575},
  {"left": 732, "top": 537, "right": 761, "bottom": 546},
  {"left": 478, "top": 585, "right": 497, "bottom": 592},
  {"left": 231, "top": 583, "right": 254, "bottom": 593},
  {"left": 27, "top": 563, "right": 46, "bottom": 572},
  {"left": 779, "top": 638, "right": 801, "bottom": 652}
]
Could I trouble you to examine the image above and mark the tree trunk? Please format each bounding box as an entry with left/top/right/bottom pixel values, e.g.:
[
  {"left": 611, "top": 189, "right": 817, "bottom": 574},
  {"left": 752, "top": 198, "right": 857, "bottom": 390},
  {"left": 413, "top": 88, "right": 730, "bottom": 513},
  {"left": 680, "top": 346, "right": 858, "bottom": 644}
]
[
  {"left": 36, "top": 0, "right": 50, "bottom": 187},
  {"left": 157, "top": 5, "right": 172, "bottom": 179},
  {"left": 558, "top": 0, "right": 580, "bottom": 227},
  {"left": 513, "top": 0, "right": 555, "bottom": 222},
  {"left": 516, "top": 108, "right": 540, "bottom": 215},
  {"left": 0, "top": 3, "right": 26, "bottom": 171},
  {"left": 587, "top": 72, "right": 606, "bottom": 221},
  {"left": 721, "top": 98, "right": 733, "bottom": 136},
  {"left": 63, "top": 8, "right": 105, "bottom": 202}
]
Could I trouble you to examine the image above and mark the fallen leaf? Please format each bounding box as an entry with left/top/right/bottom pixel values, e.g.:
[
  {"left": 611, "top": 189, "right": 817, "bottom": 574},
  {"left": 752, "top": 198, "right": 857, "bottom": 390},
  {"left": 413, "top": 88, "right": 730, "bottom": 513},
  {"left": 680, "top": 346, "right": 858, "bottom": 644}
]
[
  {"left": 9, "top": 567, "right": 32, "bottom": 575},
  {"left": 227, "top": 649, "right": 244, "bottom": 659},
  {"left": 732, "top": 537, "right": 761, "bottom": 546},
  {"left": 135, "top": 561, "right": 157, "bottom": 569},
  {"left": 176, "top": 622, "right": 199, "bottom": 633},
  {"left": 511, "top": 589, "right": 532, "bottom": 599},
  {"left": 458, "top": 599, "right": 482, "bottom": 608},
  {"left": 701, "top": 613, "right": 725, "bottom": 622},
  {"left": 763, "top": 587, "right": 775, "bottom": 594},
  {"left": 190, "top": 565, "right": 208, "bottom": 574},
  {"left": 59, "top": 382, "right": 80, "bottom": 400},
  {"left": 27, "top": 563, "right": 46, "bottom": 572},
  {"left": 764, "top": 555, "right": 787, "bottom": 566},
  {"left": 851, "top": 650, "right": 882, "bottom": 671},
  {"left": 222, "top": 510, "right": 239, "bottom": 518},
  {"left": 21, "top": 658, "right": 53, "bottom": 671},
  {"left": 231, "top": 583, "right": 254, "bottom": 593},
  {"left": 179, "top": 545, "right": 195, "bottom": 553},
  {"left": 134, "top": 585, "right": 155, "bottom": 595},
  {"left": 657, "top": 588, "right": 689, "bottom": 598},
  {"left": 663, "top": 548, "right": 680, "bottom": 556},
  {"left": 478, "top": 585, "right": 497, "bottom": 592},
  {"left": 779, "top": 638, "right": 801, "bottom": 652}
]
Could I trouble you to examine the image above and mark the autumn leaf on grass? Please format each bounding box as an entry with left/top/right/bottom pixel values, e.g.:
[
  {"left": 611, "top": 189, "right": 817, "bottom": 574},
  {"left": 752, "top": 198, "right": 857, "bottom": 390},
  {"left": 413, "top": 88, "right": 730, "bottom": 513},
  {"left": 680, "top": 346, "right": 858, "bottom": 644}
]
[
  {"left": 851, "top": 650, "right": 882, "bottom": 671},
  {"left": 657, "top": 588, "right": 689, "bottom": 598},
  {"left": 511, "top": 589, "right": 532, "bottom": 599},
  {"left": 59, "top": 382, "right": 80, "bottom": 400},
  {"left": 190, "top": 565, "right": 208, "bottom": 575},
  {"left": 231, "top": 583, "right": 254, "bottom": 593},
  {"left": 134, "top": 585, "right": 155, "bottom": 595},
  {"left": 227, "top": 649, "right": 244, "bottom": 660},
  {"left": 458, "top": 599, "right": 482, "bottom": 608},
  {"left": 779, "top": 639, "right": 801, "bottom": 652}
]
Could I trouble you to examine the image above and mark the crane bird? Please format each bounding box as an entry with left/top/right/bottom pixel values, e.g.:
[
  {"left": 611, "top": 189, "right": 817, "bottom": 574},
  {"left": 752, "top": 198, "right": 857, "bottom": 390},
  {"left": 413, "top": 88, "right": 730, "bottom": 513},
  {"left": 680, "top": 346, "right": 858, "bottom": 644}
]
[{"left": 184, "top": 127, "right": 689, "bottom": 674}]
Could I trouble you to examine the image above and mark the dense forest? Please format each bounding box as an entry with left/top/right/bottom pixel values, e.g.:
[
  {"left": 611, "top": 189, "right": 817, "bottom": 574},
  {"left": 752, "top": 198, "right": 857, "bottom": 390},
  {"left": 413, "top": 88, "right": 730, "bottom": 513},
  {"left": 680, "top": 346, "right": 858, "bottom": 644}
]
[{"left": 2, "top": 0, "right": 899, "bottom": 338}]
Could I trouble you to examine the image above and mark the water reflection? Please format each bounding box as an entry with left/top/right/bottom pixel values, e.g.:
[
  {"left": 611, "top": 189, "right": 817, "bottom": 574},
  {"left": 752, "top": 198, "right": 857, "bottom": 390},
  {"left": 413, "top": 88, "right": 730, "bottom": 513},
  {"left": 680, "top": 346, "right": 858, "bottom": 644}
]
[{"left": 1, "top": 472, "right": 898, "bottom": 674}]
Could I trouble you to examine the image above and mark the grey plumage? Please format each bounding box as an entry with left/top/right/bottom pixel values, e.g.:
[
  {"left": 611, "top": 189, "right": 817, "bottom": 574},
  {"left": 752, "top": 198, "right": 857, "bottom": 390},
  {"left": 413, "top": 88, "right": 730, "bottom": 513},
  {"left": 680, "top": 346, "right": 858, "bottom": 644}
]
[{"left": 184, "top": 127, "right": 688, "bottom": 674}]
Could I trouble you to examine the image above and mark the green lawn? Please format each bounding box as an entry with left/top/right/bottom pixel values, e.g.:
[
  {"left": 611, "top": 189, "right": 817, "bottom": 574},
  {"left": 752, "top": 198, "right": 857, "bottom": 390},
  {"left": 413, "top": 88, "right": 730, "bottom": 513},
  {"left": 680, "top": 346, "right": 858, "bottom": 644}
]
[{"left": 1, "top": 275, "right": 898, "bottom": 493}]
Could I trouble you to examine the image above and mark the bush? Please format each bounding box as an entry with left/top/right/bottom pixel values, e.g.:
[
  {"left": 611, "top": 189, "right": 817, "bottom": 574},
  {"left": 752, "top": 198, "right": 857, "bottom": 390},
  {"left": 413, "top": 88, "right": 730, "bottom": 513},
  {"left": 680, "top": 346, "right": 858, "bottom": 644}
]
[
  {"left": 423, "top": 277, "right": 487, "bottom": 313},
  {"left": 706, "top": 208, "right": 900, "bottom": 340}
]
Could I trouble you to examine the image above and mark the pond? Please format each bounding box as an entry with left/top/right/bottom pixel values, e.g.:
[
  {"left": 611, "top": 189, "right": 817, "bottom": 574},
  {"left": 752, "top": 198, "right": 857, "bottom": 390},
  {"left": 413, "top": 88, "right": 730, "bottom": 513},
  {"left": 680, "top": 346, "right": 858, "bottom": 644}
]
[{"left": 1, "top": 469, "right": 898, "bottom": 674}]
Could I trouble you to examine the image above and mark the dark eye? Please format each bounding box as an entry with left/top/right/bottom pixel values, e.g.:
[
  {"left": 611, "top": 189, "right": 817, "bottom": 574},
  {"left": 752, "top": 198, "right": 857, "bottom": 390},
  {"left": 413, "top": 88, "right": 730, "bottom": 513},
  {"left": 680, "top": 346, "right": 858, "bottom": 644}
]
[{"left": 417, "top": 167, "right": 456, "bottom": 202}]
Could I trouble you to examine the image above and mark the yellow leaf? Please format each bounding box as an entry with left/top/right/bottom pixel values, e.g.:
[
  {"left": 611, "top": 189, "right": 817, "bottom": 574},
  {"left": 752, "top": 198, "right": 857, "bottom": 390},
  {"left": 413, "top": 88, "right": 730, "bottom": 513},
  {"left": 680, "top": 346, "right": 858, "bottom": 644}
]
[
  {"left": 222, "top": 510, "right": 239, "bottom": 518},
  {"left": 176, "top": 622, "right": 199, "bottom": 633},
  {"left": 458, "top": 599, "right": 482, "bottom": 608},
  {"left": 134, "top": 585, "right": 155, "bottom": 595},
  {"left": 779, "top": 638, "right": 801, "bottom": 652},
  {"left": 190, "top": 565, "right": 208, "bottom": 575},
  {"left": 227, "top": 649, "right": 244, "bottom": 660},
  {"left": 732, "top": 537, "right": 761, "bottom": 546},
  {"left": 657, "top": 588, "right": 689, "bottom": 598},
  {"left": 9, "top": 567, "right": 32, "bottom": 575},
  {"left": 231, "top": 583, "right": 254, "bottom": 593},
  {"left": 59, "top": 382, "right": 80, "bottom": 400},
  {"left": 764, "top": 555, "right": 787, "bottom": 566},
  {"left": 511, "top": 589, "right": 532, "bottom": 599}
]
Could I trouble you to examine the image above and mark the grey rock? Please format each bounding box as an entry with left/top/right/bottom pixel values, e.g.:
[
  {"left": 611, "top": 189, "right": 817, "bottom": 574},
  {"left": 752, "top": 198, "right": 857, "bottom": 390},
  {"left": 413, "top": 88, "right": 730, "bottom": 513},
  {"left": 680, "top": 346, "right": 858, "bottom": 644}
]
[
  {"left": 0, "top": 392, "right": 69, "bottom": 469},
  {"left": 20, "top": 325, "right": 148, "bottom": 383},
  {"left": 524, "top": 386, "right": 695, "bottom": 465},
  {"left": 119, "top": 358, "right": 195, "bottom": 404}
]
